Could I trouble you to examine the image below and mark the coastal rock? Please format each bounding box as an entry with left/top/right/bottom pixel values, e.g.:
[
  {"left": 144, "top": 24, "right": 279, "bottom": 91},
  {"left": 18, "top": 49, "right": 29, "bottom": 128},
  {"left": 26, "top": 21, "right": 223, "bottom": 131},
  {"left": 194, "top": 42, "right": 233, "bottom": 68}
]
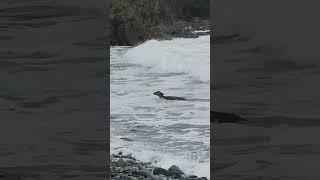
[
  {"left": 116, "top": 158, "right": 126, "bottom": 167},
  {"left": 111, "top": 154, "right": 207, "bottom": 180},
  {"left": 110, "top": 0, "right": 210, "bottom": 46},
  {"left": 132, "top": 170, "right": 157, "bottom": 179},
  {"left": 198, "top": 177, "right": 208, "bottom": 180},
  {"left": 153, "top": 167, "right": 171, "bottom": 176},
  {"left": 126, "top": 159, "right": 141, "bottom": 166},
  {"left": 123, "top": 166, "right": 139, "bottom": 172},
  {"left": 119, "top": 175, "right": 137, "bottom": 180},
  {"left": 168, "top": 165, "right": 185, "bottom": 178},
  {"left": 185, "top": 175, "right": 209, "bottom": 180}
]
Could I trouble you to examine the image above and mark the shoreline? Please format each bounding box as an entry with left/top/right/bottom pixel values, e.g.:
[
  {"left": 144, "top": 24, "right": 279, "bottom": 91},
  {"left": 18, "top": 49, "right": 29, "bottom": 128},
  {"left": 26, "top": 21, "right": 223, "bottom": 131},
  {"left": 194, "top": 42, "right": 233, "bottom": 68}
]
[
  {"left": 110, "top": 153, "right": 208, "bottom": 180},
  {"left": 110, "top": 0, "right": 210, "bottom": 46},
  {"left": 111, "top": 19, "right": 210, "bottom": 46}
]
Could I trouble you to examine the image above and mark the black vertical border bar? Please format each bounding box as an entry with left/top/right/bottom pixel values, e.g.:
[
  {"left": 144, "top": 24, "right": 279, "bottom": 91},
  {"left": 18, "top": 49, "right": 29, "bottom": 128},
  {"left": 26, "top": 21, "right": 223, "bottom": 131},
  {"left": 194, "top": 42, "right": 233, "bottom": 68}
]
[
  {"left": 210, "top": 1, "right": 320, "bottom": 179},
  {"left": 210, "top": 0, "right": 214, "bottom": 179},
  {"left": 0, "top": 0, "right": 109, "bottom": 179},
  {"left": 106, "top": 0, "right": 111, "bottom": 178}
]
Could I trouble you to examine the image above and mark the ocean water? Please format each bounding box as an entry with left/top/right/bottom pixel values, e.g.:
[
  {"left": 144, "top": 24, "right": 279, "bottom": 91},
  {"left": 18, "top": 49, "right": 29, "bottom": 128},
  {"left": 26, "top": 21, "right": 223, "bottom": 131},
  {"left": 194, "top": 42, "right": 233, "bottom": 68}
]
[{"left": 110, "top": 35, "right": 210, "bottom": 177}]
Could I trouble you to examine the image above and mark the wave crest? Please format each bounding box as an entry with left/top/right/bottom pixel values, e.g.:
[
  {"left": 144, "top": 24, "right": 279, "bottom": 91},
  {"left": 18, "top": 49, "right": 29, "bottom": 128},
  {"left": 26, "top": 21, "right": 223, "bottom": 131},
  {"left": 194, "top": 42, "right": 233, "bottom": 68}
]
[{"left": 125, "top": 36, "right": 210, "bottom": 82}]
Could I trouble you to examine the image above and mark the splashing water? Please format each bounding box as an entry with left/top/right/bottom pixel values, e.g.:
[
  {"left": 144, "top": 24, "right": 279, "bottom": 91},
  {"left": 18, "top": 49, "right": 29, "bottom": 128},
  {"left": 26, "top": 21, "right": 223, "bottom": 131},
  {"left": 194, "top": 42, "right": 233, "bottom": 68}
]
[{"left": 111, "top": 35, "right": 210, "bottom": 178}]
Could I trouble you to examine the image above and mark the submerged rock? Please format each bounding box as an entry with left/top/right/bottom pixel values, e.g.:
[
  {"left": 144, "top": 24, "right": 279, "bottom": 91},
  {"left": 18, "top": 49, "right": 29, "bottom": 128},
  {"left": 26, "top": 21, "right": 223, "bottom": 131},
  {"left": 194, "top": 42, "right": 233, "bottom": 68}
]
[{"left": 120, "top": 137, "right": 134, "bottom": 142}]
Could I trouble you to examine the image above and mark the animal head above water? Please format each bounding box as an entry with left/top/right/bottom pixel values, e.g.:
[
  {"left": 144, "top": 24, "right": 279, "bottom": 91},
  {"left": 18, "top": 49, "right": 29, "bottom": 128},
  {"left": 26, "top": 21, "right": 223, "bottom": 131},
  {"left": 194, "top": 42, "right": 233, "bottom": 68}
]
[{"left": 153, "top": 91, "right": 164, "bottom": 97}]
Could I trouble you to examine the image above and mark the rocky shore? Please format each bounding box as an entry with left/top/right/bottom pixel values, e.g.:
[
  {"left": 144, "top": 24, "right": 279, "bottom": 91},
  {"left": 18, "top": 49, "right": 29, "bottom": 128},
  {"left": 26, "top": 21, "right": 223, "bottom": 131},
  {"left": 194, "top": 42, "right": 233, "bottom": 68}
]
[
  {"left": 110, "top": 153, "right": 208, "bottom": 180},
  {"left": 110, "top": 0, "right": 210, "bottom": 46}
]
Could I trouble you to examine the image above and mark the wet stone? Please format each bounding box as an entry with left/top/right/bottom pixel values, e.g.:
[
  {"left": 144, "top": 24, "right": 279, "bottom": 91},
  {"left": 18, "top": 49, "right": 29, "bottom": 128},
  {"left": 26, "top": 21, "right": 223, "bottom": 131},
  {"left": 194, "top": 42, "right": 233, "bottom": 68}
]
[
  {"left": 111, "top": 153, "right": 207, "bottom": 180},
  {"left": 123, "top": 166, "right": 139, "bottom": 172},
  {"left": 116, "top": 158, "right": 127, "bottom": 167},
  {"left": 168, "top": 165, "right": 185, "bottom": 178},
  {"left": 120, "top": 175, "right": 137, "bottom": 180},
  {"left": 153, "top": 167, "right": 171, "bottom": 176}
]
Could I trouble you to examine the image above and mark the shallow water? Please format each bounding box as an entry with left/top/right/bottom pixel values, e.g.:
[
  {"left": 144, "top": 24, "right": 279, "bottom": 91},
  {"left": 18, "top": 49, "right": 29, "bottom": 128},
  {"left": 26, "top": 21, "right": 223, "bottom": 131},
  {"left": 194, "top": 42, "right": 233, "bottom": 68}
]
[{"left": 110, "top": 36, "right": 210, "bottom": 177}]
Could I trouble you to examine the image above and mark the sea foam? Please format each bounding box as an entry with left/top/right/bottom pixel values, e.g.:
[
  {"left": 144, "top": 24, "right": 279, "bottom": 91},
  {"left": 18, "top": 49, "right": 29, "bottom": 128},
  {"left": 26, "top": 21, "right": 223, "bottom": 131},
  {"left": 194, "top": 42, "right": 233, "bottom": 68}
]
[{"left": 125, "top": 35, "right": 210, "bottom": 82}]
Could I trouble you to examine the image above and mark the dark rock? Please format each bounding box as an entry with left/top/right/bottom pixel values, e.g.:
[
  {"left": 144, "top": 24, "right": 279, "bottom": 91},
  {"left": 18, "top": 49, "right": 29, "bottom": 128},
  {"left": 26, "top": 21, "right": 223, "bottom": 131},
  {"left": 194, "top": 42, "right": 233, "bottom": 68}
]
[
  {"left": 119, "top": 175, "right": 137, "bottom": 180},
  {"left": 168, "top": 165, "right": 185, "bottom": 178},
  {"left": 111, "top": 154, "right": 207, "bottom": 180},
  {"left": 136, "top": 165, "right": 145, "bottom": 170},
  {"left": 110, "top": 0, "right": 210, "bottom": 46},
  {"left": 123, "top": 166, "right": 139, "bottom": 172},
  {"left": 185, "top": 175, "right": 199, "bottom": 180},
  {"left": 168, "top": 165, "right": 184, "bottom": 174},
  {"left": 126, "top": 159, "right": 141, "bottom": 166},
  {"left": 132, "top": 170, "right": 157, "bottom": 180},
  {"left": 188, "top": 175, "right": 198, "bottom": 178},
  {"left": 120, "top": 137, "right": 134, "bottom": 142},
  {"left": 116, "top": 158, "right": 126, "bottom": 167},
  {"left": 185, "top": 176, "right": 208, "bottom": 180},
  {"left": 153, "top": 167, "right": 171, "bottom": 176},
  {"left": 199, "top": 177, "right": 208, "bottom": 180},
  {"left": 122, "top": 155, "right": 137, "bottom": 160},
  {"left": 113, "top": 176, "right": 120, "bottom": 180}
]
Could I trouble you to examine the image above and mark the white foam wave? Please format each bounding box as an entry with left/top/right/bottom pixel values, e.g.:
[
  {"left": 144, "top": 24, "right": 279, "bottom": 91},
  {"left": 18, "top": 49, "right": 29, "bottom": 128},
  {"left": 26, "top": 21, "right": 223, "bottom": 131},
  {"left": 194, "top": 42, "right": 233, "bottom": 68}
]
[
  {"left": 110, "top": 139, "right": 210, "bottom": 178},
  {"left": 125, "top": 36, "right": 210, "bottom": 82},
  {"left": 192, "top": 30, "right": 210, "bottom": 33},
  {"left": 111, "top": 36, "right": 210, "bottom": 179}
]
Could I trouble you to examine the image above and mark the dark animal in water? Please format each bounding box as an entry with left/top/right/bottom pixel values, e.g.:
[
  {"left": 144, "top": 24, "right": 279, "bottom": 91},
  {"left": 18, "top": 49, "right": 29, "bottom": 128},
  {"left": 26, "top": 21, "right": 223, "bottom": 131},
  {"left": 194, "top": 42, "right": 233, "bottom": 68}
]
[
  {"left": 211, "top": 111, "right": 248, "bottom": 123},
  {"left": 153, "top": 91, "right": 186, "bottom": 101},
  {"left": 153, "top": 91, "right": 247, "bottom": 123}
]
